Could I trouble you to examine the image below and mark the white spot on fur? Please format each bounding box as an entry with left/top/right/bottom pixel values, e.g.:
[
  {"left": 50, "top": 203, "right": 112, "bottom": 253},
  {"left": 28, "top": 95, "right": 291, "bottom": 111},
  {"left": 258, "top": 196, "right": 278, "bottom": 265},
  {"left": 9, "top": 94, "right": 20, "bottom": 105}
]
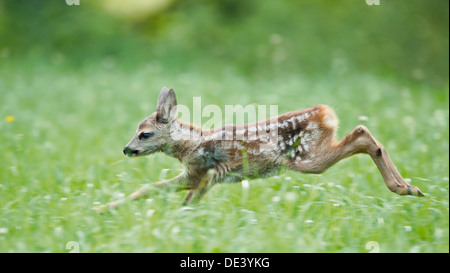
[
  {"left": 265, "top": 123, "right": 277, "bottom": 131},
  {"left": 287, "top": 117, "right": 297, "bottom": 130},
  {"left": 233, "top": 141, "right": 243, "bottom": 149},
  {"left": 306, "top": 122, "right": 318, "bottom": 130},
  {"left": 225, "top": 130, "right": 233, "bottom": 140},
  {"left": 303, "top": 133, "right": 311, "bottom": 142},
  {"left": 296, "top": 112, "right": 310, "bottom": 124},
  {"left": 303, "top": 143, "right": 309, "bottom": 151},
  {"left": 236, "top": 129, "right": 247, "bottom": 140}
]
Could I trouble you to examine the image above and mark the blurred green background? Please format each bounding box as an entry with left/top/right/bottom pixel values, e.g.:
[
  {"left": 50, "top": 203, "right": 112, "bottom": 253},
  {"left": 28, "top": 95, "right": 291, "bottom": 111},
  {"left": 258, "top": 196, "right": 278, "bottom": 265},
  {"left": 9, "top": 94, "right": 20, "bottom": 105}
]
[
  {"left": 1, "top": 0, "right": 448, "bottom": 85},
  {"left": 0, "top": 0, "right": 448, "bottom": 253}
]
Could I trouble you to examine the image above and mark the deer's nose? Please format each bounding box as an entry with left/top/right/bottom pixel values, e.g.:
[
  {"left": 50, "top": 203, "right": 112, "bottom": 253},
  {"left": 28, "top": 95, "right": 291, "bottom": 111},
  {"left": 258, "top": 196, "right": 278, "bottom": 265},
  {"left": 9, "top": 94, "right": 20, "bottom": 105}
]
[{"left": 123, "top": 147, "right": 138, "bottom": 157}]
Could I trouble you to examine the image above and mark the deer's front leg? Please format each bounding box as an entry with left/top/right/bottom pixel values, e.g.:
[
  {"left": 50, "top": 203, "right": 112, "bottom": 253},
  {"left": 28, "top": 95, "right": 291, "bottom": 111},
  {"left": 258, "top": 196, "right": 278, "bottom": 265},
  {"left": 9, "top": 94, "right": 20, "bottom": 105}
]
[
  {"left": 93, "top": 172, "right": 190, "bottom": 213},
  {"left": 183, "top": 169, "right": 216, "bottom": 206}
]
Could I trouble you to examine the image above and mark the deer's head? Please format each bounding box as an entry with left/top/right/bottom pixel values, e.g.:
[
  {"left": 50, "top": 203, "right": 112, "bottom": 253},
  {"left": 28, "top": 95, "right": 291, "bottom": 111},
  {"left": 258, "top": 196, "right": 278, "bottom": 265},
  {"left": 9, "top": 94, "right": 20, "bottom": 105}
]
[{"left": 123, "top": 87, "right": 177, "bottom": 157}]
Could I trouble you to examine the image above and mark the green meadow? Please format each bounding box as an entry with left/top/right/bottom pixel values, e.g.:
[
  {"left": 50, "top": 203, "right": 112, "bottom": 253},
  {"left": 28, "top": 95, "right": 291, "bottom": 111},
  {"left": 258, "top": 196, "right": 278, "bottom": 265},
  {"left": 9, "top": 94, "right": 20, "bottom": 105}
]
[{"left": 0, "top": 1, "right": 448, "bottom": 252}]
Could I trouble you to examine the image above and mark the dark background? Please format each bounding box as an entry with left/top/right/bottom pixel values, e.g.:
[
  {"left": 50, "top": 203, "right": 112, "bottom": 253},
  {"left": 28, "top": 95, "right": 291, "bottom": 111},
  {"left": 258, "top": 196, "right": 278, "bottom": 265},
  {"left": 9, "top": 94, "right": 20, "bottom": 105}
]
[{"left": 1, "top": 0, "right": 448, "bottom": 86}]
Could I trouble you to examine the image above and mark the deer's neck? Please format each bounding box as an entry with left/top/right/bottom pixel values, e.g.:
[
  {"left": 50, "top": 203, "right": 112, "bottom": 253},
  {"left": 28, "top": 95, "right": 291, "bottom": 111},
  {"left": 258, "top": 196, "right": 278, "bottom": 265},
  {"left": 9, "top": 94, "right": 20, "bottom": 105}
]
[{"left": 164, "top": 119, "right": 203, "bottom": 161}]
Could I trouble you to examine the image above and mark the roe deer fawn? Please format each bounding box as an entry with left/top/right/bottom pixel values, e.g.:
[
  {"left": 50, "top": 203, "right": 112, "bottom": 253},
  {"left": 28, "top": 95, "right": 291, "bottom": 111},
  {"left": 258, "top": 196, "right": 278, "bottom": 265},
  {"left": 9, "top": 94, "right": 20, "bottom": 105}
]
[{"left": 94, "top": 87, "right": 423, "bottom": 212}]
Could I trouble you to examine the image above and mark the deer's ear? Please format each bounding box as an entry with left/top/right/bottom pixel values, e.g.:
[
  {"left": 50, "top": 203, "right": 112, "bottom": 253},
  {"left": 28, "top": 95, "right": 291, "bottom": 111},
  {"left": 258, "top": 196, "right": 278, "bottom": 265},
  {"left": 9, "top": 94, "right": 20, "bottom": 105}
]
[{"left": 156, "top": 87, "right": 177, "bottom": 123}]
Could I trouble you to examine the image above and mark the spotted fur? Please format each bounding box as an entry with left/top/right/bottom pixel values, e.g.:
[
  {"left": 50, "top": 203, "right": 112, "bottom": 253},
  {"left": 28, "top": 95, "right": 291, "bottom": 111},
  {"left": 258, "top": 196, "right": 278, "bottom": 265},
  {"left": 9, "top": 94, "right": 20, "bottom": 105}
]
[{"left": 94, "top": 87, "right": 423, "bottom": 212}]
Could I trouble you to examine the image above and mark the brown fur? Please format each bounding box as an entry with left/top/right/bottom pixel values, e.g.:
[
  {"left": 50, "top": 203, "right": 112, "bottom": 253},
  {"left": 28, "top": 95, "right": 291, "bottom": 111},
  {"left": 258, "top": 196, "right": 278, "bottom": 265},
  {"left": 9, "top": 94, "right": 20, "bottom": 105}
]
[{"left": 93, "top": 87, "right": 423, "bottom": 213}]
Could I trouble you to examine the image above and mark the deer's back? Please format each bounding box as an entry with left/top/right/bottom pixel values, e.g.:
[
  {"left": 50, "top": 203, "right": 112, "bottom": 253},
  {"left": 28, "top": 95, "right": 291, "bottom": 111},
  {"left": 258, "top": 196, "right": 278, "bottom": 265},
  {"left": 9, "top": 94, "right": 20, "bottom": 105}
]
[{"left": 184, "top": 104, "right": 337, "bottom": 182}]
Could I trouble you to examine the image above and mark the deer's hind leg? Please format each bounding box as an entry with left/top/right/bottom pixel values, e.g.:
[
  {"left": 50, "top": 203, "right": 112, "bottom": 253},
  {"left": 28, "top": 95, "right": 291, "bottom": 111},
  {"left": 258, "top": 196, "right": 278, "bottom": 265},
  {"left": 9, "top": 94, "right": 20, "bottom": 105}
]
[{"left": 288, "top": 120, "right": 423, "bottom": 196}]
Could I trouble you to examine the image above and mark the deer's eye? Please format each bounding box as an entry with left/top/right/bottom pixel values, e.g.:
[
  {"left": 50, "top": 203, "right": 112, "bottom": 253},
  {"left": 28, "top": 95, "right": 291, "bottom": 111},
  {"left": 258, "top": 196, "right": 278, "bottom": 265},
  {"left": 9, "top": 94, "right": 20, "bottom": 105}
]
[{"left": 139, "top": 132, "right": 154, "bottom": 140}]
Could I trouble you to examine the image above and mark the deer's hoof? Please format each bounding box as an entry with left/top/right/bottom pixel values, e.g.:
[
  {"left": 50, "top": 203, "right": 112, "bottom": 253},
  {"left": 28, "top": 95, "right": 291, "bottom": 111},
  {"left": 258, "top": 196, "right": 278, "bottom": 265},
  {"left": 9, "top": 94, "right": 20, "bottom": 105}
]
[{"left": 406, "top": 185, "right": 425, "bottom": 197}]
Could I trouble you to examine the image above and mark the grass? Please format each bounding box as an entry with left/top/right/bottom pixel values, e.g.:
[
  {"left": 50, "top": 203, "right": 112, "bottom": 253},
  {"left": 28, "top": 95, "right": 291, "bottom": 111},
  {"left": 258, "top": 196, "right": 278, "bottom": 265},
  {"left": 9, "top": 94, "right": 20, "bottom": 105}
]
[{"left": 0, "top": 62, "right": 448, "bottom": 253}]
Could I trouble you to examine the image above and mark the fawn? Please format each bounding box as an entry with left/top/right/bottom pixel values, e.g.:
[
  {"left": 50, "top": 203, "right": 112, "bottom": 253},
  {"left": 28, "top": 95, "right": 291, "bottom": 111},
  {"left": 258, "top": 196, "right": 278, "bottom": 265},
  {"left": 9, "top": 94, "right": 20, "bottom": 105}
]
[{"left": 94, "top": 87, "right": 423, "bottom": 212}]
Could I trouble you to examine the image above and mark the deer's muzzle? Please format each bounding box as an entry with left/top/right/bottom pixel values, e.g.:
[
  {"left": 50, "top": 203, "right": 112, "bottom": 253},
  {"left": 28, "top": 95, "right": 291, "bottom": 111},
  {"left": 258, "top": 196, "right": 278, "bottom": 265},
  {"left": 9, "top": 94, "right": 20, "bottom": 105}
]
[{"left": 123, "top": 147, "right": 139, "bottom": 157}]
